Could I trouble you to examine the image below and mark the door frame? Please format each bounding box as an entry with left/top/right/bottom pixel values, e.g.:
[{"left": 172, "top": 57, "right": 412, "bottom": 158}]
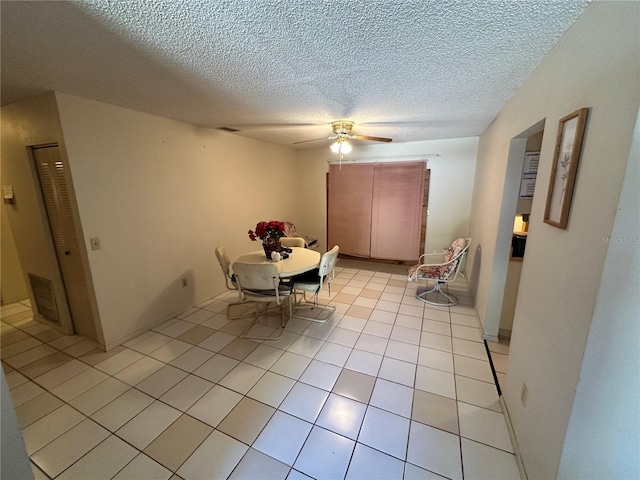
[
  {"left": 26, "top": 143, "right": 104, "bottom": 343},
  {"left": 483, "top": 120, "right": 546, "bottom": 341}
]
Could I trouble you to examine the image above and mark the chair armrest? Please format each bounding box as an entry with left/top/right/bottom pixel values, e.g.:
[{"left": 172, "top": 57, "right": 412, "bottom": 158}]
[
  {"left": 421, "top": 252, "right": 447, "bottom": 258},
  {"left": 416, "top": 260, "right": 450, "bottom": 269},
  {"left": 417, "top": 253, "right": 446, "bottom": 264}
]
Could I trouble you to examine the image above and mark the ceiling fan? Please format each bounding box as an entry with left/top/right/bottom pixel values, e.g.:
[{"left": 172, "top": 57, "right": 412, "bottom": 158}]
[{"left": 293, "top": 120, "right": 393, "bottom": 147}]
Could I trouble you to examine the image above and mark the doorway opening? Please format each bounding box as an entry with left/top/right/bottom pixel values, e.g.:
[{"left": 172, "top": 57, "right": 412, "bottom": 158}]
[
  {"left": 488, "top": 120, "right": 546, "bottom": 387},
  {"left": 30, "top": 145, "right": 100, "bottom": 340}
]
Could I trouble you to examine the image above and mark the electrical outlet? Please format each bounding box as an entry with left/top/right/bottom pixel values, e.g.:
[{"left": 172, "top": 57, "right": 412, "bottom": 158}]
[
  {"left": 181, "top": 277, "right": 188, "bottom": 288},
  {"left": 521, "top": 383, "right": 528, "bottom": 407},
  {"left": 90, "top": 237, "right": 101, "bottom": 250}
]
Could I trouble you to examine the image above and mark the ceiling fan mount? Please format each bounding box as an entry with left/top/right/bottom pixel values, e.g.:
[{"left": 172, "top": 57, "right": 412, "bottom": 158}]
[{"left": 331, "top": 120, "right": 355, "bottom": 136}]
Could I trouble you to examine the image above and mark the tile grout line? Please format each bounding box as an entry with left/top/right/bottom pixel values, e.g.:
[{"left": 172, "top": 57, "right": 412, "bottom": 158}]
[
  {"left": 450, "top": 304, "right": 467, "bottom": 480},
  {"left": 483, "top": 340, "right": 503, "bottom": 397}
]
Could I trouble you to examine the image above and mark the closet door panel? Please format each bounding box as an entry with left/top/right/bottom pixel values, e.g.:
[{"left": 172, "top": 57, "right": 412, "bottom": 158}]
[
  {"left": 370, "top": 162, "right": 425, "bottom": 260},
  {"left": 328, "top": 164, "right": 374, "bottom": 257}
]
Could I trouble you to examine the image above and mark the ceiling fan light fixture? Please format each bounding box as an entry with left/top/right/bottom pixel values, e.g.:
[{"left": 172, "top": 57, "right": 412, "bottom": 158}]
[{"left": 330, "top": 138, "right": 352, "bottom": 154}]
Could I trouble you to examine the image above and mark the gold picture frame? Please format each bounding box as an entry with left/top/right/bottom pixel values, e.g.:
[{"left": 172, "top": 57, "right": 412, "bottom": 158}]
[{"left": 543, "top": 108, "right": 589, "bottom": 229}]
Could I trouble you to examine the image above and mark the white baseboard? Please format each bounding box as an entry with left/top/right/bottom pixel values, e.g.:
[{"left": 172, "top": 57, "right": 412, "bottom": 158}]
[
  {"left": 499, "top": 328, "right": 512, "bottom": 340},
  {"left": 500, "top": 396, "right": 528, "bottom": 480},
  {"left": 482, "top": 333, "right": 500, "bottom": 342}
]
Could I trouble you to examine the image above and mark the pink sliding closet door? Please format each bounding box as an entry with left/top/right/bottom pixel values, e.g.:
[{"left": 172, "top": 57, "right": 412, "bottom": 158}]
[
  {"left": 370, "top": 162, "right": 425, "bottom": 260},
  {"left": 328, "top": 164, "right": 374, "bottom": 257}
]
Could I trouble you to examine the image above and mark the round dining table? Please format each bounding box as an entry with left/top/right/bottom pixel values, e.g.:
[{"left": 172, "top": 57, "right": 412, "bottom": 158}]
[{"left": 233, "top": 247, "right": 321, "bottom": 278}]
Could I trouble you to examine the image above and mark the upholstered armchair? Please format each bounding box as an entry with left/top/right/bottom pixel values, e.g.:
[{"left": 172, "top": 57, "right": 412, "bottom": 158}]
[{"left": 283, "top": 222, "right": 318, "bottom": 250}]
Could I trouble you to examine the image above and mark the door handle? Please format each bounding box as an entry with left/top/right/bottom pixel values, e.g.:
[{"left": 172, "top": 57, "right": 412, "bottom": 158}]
[{"left": 64, "top": 251, "right": 70, "bottom": 255}]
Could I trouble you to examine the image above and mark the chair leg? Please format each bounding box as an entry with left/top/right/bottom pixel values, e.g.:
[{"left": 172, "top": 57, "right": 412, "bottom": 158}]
[
  {"left": 241, "top": 299, "right": 292, "bottom": 342},
  {"left": 226, "top": 300, "right": 258, "bottom": 320},
  {"left": 416, "top": 281, "right": 459, "bottom": 307},
  {"left": 241, "top": 303, "right": 273, "bottom": 341},
  {"left": 292, "top": 291, "right": 335, "bottom": 323},
  {"left": 226, "top": 295, "right": 280, "bottom": 320}
]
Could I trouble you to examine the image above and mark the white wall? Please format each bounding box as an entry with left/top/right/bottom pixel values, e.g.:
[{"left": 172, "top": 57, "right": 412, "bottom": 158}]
[
  {"left": 557, "top": 111, "right": 640, "bottom": 479},
  {"left": 290, "top": 148, "right": 331, "bottom": 253},
  {"left": 1, "top": 208, "right": 28, "bottom": 304},
  {"left": 53, "top": 93, "right": 305, "bottom": 348},
  {"left": 297, "top": 137, "right": 478, "bottom": 255},
  {"left": 468, "top": 2, "right": 640, "bottom": 478}
]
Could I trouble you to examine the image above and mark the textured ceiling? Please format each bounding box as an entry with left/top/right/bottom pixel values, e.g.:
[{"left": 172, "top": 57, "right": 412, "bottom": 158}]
[{"left": 1, "top": 0, "right": 590, "bottom": 148}]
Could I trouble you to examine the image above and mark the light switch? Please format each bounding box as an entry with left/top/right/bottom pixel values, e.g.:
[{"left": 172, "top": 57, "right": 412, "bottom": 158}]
[
  {"left": 90, "top": 237, "right": 101, "bottom": 250},
  {"left": 3, "top": 185, "right": 14, "bottom": 204}
]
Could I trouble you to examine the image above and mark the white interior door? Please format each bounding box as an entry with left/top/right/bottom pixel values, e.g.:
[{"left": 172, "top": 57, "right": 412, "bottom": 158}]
[{"left": 33, "top": 146, "right": 97, "bottom": 339}]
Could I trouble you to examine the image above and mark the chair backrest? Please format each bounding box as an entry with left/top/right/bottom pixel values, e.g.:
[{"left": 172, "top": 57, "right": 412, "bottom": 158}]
[
  {"left": 283, "top": 222, "right": 299, "bottom": 237},
  {"left": 283, "top": 221, "right": 319, "bottom": 250},
  {"left": 215, "top": 245, "right": 231, "bottom": 275},
  {"left": 232, "top": 262, "right": 280, "bottom": 292},
  {"left": 441, "top": 238, "right": 471, "bottom": 280},
  {"left": 215, "top": 245, "right": 236, "bottom": 290},
  {"left": 318, "top": 245, "right": 340, "bottom": 282},
  {"left": 281, "top": 237, "right": 305, "bottom": 248},
  {"left": 444, "top": 238, "right": 467, "bottom": 262}
]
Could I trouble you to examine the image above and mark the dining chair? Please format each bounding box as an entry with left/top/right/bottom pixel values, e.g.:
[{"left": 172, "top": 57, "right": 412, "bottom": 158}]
[
  {"left": 215, "top": 245, "right": 256, "bottom": 319},
  {"left": 292, "top": 245, "right": 339, "bottom": 322},
  {"left": 232, "top": 262, "right": 294, "bottom": 341},
  {"left": 280, "top": 237, "right": 306, "bottom": 248}
]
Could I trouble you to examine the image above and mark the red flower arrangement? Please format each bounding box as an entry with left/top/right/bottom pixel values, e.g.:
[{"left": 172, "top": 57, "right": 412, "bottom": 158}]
[{"left": 248, "top": 220, "right": 286, "bottom": 244}]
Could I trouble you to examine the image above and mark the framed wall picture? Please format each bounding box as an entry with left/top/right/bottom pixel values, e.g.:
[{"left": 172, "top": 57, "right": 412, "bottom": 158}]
[{"left": 543, "top": 108, "right": 589, "bottom": 229}]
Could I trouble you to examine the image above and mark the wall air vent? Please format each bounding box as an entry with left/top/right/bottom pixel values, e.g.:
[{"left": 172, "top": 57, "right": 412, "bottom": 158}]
[
  {"left": 28, "top": 274, "right": 60, "bottom": 324},
  {"left": 216, "top": 127, "right": 240, "bottom": 133}
]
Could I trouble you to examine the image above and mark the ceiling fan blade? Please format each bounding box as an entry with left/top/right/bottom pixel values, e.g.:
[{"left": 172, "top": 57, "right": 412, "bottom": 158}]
[
  {"left": 221, "top": 123, "right": 323, "bottom": 130},
  {"left": 292, "top": 137, "right": 333, "bottom": 145},
  {"left": 352, "top": 135, "right": 393, "bottom": 143}
]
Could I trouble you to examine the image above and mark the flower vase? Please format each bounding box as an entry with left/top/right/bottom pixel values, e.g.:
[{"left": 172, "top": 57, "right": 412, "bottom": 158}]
[{"left": 262, "top": 240, "right": 282, "bottom": 259}]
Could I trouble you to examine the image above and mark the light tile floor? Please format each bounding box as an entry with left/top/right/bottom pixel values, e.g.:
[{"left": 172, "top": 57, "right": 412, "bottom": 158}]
[
  {"left": 2, "top": 262, "right": 520, "bottom": 480},
  {"left": 486, "top": 339, "right": 510, "bottom": 392}
]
